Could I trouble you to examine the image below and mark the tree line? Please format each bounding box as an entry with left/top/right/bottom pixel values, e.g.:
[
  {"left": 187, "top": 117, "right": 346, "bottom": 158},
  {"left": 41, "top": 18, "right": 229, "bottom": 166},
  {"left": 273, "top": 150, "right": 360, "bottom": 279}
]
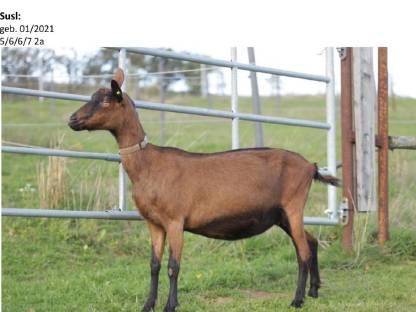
[{"left": 1, "top": 47, "right": 206, "bottom": 94}]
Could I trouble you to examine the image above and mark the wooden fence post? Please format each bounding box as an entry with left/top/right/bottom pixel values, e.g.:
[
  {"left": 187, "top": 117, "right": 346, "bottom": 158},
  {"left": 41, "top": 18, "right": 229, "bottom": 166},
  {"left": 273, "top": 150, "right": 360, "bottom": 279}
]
[
  {"left": 378, "top": 47, "right": 389, "bottom": 245},
  {"left": 340, "top": 47, "right": 355, "bottom": 250},
  {"left": 353, "top": 47, "right": 377, "bottom": 212}
]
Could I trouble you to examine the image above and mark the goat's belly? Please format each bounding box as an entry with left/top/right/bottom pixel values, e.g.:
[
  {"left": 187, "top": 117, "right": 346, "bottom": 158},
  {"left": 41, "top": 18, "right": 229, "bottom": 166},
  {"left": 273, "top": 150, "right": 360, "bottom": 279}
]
[{"left": 186, "top": 207, "right": 280, "bottom": 240}]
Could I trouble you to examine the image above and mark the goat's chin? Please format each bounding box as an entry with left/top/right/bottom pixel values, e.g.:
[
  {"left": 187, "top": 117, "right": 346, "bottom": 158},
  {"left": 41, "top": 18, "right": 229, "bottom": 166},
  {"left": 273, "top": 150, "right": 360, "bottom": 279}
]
[
  {"left": 68, "top": 123, "right": 84, "bottom": 131},
  {"left": 86, "top": 127, "right": 106, "bottom": 132},
  {"left": 68, "top": 121, "right": 91, "bottom": 132}
]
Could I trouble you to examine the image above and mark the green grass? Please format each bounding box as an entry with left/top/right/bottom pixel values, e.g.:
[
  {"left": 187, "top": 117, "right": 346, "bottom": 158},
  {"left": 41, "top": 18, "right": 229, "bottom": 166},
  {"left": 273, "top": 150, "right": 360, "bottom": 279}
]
[
  {"left": 3, "top": 221, "right": 416, "bottom": 312},
  {"left": 2, "top": 93, "right": 416, "bottom": 311}
]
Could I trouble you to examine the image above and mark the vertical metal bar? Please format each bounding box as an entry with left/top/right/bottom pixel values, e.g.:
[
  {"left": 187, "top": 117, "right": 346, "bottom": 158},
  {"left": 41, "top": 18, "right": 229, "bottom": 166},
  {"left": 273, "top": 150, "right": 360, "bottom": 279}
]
[
  {"left": 231, "top": 47, "right": 239, "bottom": 149},
  {"left": 247, "top": 47, "right": 264, "bottom": 147},
  {"left": 201, "top": 64, "right": 207, "bottom": 97},
  {"left": 38, "top": 56, "right": 44, "bottom": 102},
  {"left": 378, "top": 47, "right": 389, "bottom": 246},
  {"left": 159, "top": 57, "right": 166, "bottom": 145},
  {"left": 325, "top": 48, "right": 337, "bottom": 220},
  {"left": 118, "top": 48, "right": 128, "bottom": 211},
  {"left": 201, "top": 64, "right": 212, "bottom": 108},
  {"left": 340, "top": 48, "right": 355, "bottom": 250}
]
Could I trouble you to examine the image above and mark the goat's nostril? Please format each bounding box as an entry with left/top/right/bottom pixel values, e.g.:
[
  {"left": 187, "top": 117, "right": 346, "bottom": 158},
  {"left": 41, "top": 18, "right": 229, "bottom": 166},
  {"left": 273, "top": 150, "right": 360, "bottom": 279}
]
[
  {"left": 68, "top": 114, "right": 79, "bottom": 126},
  {"left": 69, "top": 114, "right": 78, "bottom": 123}
]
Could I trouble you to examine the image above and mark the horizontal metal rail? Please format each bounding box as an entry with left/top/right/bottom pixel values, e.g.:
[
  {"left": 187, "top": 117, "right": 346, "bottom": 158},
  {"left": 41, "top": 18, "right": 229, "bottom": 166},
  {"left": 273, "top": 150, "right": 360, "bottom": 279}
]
[
  {"left": 3, "top": 86, "right": 90, "bottom": 101},
  {"left": 2, "top": 208, "right": 142, "bottom": 220},
  {"left": 1, "top": 145, "right": 331, "bottom": 175},
  {"left": 2, "top": 87, "right": 330, "bottom": 130},
  {"left": 305, "top": 216, "right": 339, "bottom": 226},
  {"left": 115, "top": 47, "right": 330, "bottom": 83},
  {"left": 1, "top": 208, "right": 338, "bottom": 225},
  {"left": 2, "top": 146, "right": 120, "bottom": 162},
  {"left": 134, "top": 99, "right": 330, "bottom": 129}
]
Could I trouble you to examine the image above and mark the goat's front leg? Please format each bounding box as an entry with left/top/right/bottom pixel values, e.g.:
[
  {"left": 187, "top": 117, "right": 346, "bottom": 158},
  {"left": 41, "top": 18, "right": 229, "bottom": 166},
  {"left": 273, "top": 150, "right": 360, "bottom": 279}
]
[
  {"left": 142, "top": 222, "right": 166, "bottom": 312},
  {"left": 163, "top": 220, "right": 184, "bottom": 312}
]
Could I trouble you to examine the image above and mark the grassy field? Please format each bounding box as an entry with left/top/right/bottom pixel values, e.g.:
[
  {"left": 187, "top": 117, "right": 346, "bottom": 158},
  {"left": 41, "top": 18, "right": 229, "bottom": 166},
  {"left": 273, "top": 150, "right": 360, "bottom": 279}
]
[{"left": 2, "top": 92, "right": 416, "bottom": 311}]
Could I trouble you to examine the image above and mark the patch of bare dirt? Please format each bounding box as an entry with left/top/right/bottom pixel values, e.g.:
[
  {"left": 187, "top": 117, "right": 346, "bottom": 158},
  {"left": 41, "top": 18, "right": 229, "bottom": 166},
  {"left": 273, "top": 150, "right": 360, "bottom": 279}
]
[
  {"left": 211, "top": 296, "right": 234, "bottom": 305},
  {"left": 240, "top": 289, "right": 276, "bottom": 299}
]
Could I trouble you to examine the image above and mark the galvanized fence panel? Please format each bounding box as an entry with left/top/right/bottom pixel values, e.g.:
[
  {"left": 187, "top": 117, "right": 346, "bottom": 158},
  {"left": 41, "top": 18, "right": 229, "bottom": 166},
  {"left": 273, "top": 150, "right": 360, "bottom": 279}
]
[{"left": 1, "top": 47, "right": 339, "bottom": 225}]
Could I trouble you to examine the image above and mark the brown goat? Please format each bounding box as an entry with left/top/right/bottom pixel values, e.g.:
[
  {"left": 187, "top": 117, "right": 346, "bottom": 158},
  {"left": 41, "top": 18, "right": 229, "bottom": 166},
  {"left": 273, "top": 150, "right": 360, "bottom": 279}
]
[{"left": 68, "top": 68, "right": 338, "bottom": 311}]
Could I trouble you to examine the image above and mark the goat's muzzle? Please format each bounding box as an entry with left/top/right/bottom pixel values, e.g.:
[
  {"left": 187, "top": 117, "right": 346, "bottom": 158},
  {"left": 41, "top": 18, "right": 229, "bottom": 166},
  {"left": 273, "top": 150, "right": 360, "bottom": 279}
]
[{"left": 68, "top": 113, "right": 85, "bottom": 131}]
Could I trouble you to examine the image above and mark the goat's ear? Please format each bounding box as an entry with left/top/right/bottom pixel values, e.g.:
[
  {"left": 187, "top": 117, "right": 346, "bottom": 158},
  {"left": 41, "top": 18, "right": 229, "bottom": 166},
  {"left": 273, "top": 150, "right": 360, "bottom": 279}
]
[
  {"left": 111, "top": 80, "right": 123, "bottom": 102},
  {"left": 113, "top": 68, "right": 124, "bottom": 87}
]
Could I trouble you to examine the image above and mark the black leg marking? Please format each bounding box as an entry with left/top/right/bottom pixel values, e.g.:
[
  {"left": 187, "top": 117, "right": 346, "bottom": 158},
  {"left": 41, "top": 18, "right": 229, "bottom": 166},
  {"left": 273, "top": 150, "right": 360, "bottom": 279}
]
[
  {"left": 307, "top": 236, "right": 320, "bottom": 298},
  {"left": 277, "top": 219, "right": 311, "bottom": 308},
  {"left": 163, "top": 252, "right": 180, "bottom": 312},
  {"left": 291, "top": 259, "right": 310, "bottom": 308},
  {"left": 142, "top": 248, "right": 161, "bottom": 312}
]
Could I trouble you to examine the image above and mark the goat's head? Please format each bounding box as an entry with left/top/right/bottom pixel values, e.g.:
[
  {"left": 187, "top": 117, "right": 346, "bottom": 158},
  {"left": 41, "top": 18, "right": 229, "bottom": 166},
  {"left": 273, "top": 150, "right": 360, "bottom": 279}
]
[{"left": 68, "top": 68, "right": 133, "bottom": 132}]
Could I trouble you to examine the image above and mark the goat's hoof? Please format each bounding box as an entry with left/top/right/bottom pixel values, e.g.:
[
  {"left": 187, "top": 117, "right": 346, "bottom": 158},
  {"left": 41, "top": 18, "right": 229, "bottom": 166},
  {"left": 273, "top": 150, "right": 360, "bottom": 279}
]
[
  {"left": 142, "top": 300, "right": 156, "bottom": 312},
  {"left": 308, "top": 287, "right": 319, "bottom": 298},
  {"left": 290, "top": 299, "right": 304, "bottom": 308},
  {"left": 163, "top": 303, "right": 179, "bottom": 312}
]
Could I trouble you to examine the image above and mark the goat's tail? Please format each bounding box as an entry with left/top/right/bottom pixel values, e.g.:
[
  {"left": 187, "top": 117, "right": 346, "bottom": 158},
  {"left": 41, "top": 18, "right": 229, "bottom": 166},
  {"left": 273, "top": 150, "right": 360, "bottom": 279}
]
[{"left": 313, "top": 163, "right": 340, "bottom": 187}]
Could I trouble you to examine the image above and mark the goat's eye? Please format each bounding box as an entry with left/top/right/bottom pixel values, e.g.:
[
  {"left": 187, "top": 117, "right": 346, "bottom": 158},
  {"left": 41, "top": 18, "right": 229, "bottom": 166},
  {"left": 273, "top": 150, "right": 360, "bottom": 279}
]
[{"left": 102, "top": 102, "right": 110, "bottom": 108}]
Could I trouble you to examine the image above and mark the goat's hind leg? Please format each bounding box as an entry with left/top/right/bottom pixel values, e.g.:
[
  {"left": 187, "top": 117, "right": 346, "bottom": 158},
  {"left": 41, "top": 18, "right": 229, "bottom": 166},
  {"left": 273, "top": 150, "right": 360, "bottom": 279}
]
[
  {"left": 143, "top": 222, "right": 166, "bottom": 312},
  {"left": 278, "top": 209, "right": 311, "bottom": 308},
  {"left": 305, "top": 231, "right": 320, "bottom": 298}
]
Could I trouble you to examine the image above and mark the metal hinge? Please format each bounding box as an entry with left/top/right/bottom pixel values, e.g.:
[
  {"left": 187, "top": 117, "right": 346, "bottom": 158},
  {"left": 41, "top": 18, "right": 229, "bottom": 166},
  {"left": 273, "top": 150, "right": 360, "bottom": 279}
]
[
  {"left": 337, "top": 47, "right": 347, "bottom": 60},
  {"left": 339, "top": 197, "right": 349, "bottom": 225}
]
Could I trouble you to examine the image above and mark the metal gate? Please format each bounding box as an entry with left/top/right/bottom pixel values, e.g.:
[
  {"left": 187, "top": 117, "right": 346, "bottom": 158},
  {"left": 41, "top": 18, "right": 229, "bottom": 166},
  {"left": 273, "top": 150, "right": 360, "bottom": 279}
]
[{"left": 2, "top": 47, "right": 340, "bottom": 225}]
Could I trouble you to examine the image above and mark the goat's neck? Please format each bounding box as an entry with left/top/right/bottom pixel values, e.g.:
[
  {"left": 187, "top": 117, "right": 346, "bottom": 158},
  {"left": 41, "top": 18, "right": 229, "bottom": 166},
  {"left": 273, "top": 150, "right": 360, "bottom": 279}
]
[
  {"left": 113, "top": 112, "right": 146, "bottom": 149},
  {"left": 112, "top": 112, "right": 148, "bottom": 184}
]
